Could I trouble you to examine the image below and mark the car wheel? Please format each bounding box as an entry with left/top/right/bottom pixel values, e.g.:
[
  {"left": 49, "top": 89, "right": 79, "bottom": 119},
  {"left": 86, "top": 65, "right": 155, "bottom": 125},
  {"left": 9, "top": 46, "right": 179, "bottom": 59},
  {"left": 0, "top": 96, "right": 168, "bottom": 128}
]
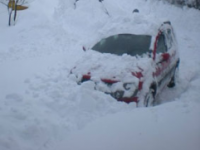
[
  {"left": 167, "top": 67, "right": 178, "bottom": 88},
  {"left": 144, "top": 88, "right": 156, "bottom": 107}
]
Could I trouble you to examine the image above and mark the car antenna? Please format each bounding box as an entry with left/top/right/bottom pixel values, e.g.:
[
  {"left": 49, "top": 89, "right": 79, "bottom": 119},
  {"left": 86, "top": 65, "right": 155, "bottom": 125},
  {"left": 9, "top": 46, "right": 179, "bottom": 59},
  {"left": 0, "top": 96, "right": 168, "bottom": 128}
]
[{"left": 83, "top": 46, "right": 86, "bottom": 51}]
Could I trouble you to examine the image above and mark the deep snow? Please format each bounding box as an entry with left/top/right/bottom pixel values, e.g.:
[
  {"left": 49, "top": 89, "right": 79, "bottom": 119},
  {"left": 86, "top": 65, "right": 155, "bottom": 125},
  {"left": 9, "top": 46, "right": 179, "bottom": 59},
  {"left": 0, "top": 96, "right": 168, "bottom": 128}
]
[{"left": 0, "top": 0, "right": 200, "bottom": 150}]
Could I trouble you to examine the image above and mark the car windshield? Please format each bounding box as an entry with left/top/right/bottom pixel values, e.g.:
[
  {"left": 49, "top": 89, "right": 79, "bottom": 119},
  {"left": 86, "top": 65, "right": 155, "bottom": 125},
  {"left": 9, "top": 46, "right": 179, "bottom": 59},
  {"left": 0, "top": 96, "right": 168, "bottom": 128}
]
[{"left": 92, "top": 34, "right": 152, "bottom": 56}]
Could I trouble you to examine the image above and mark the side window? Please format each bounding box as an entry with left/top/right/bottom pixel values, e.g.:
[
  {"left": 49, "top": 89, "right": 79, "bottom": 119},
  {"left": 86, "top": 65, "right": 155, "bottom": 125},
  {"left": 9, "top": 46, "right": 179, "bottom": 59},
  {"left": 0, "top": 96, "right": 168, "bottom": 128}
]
[{"left": 156, "top": 33, "right": 167, "bottom": 53}]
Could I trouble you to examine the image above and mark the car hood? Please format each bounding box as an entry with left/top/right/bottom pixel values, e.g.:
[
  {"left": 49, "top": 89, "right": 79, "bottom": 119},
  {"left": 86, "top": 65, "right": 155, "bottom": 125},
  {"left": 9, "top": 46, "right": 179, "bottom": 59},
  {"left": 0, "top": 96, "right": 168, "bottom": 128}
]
[{"left": 72, "top": 50, "right": 153, "bottom": 83}]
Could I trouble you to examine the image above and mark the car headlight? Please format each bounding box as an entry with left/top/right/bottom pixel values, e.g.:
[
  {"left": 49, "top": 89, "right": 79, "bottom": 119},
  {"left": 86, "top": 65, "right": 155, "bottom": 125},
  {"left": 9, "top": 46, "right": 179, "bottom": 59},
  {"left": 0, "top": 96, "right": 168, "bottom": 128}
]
[
  {"left": 123, "top": 83, "right": 138, "bottom": 97},
  {"left": 123, "top": 83, "right": 136, "bottom": 90},
  {"left": 111, "top": 91, "right": 124, "bottom": 99}
]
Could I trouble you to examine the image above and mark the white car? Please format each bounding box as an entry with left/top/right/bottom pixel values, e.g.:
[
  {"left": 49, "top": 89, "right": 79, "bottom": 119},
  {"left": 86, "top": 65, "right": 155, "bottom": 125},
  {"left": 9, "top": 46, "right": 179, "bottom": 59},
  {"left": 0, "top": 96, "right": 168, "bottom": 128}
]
[{"left": 71, "top": 15, "right": 180, "bottom": 107}]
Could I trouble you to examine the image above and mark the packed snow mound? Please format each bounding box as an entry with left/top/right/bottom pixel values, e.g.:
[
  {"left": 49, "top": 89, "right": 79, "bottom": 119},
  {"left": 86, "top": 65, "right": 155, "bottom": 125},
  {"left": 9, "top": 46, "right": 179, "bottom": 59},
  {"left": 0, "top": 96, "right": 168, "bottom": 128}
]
[
  {"left": 49, "top": 99, "right": 200, "bottom": 150},
  {"left": 83, "top": 13, "right": 164, "bottom": 48},
  {"left": 55, "top": 0, "right": 167, "bottom": 48}
]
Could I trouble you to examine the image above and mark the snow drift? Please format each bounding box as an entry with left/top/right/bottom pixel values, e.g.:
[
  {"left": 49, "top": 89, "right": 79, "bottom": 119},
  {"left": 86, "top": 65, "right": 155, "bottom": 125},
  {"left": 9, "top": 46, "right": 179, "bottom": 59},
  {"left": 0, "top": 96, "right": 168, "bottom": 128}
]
[{"left": 0, "top": 0, "right": 200, "bottom": 150}]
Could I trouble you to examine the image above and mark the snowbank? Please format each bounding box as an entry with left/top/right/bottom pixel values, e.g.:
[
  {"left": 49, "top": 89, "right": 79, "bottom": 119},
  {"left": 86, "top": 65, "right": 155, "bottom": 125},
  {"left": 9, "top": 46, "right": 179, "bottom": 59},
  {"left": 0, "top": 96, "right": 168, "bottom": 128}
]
[{"left": 52, "top": 100, "right": 200, "bottom": 150}]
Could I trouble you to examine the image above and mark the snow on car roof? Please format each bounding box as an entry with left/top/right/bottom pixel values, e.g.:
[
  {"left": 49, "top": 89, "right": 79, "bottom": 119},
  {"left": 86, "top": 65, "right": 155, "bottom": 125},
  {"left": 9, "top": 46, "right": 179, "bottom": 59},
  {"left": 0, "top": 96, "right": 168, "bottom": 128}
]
[{"left": 84, "top": 13, "right": 165, "bottom": 48}]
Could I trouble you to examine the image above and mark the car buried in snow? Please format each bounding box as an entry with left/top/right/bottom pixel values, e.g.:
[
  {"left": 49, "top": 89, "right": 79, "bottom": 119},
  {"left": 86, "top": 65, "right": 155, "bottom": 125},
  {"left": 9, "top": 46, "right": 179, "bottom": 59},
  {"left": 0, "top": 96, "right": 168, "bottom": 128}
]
[{"left": 70, "top": 19, "right": 180, "bottom": 107}]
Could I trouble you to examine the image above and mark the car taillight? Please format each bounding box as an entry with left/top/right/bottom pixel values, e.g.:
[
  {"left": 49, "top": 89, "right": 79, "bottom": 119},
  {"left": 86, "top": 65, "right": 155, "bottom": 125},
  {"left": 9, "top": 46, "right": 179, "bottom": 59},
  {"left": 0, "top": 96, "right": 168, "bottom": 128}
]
[
  {"left": 81, "top": 74, "right": 91, "bottom": 82},
  {"left": 101, "top": 79, "right": 118, "bottom": 84},
  {"left": 118, "top": 97, "right": 138, "bottom": 103}
]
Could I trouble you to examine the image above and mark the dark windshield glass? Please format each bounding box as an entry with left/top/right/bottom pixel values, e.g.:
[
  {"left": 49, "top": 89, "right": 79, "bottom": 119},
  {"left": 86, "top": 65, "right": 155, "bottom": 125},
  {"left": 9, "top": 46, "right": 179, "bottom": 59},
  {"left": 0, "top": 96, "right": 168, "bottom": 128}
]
[{"left": 92, "top": 34, "right": 151, "bottom": 56}]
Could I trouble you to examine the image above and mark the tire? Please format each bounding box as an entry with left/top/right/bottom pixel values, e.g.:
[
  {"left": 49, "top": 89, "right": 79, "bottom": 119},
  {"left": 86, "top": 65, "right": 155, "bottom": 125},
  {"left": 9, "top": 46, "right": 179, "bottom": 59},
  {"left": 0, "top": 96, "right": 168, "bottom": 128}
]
[
  {"left": 168, "top": 60, "right": 180, "bottom": 88},
  {"left": 167, "top": 67, "right": 178, "bottom": 88},
  {"left": 144, "top": 88, "right": 156, "bottom": 107}
]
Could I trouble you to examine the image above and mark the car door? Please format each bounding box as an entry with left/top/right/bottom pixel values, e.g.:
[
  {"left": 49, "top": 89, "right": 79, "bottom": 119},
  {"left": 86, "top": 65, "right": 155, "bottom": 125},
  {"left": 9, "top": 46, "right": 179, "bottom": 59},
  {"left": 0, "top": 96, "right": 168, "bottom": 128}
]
[{"left": 154, "top": 31, "right": 172, "bottom": 89}]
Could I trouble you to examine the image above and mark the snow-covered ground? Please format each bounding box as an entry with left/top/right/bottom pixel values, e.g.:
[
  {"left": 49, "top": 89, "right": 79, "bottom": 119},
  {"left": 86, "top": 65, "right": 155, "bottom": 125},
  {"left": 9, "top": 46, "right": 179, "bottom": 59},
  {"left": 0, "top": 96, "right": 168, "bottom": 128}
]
[{"left": 0, "top": 0, "right": 200, "bottom": 150}]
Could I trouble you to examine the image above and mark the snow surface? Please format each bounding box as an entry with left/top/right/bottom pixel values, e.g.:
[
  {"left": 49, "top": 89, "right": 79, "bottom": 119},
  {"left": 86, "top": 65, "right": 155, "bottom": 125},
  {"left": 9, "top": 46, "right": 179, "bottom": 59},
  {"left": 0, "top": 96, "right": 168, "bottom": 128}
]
[
  {"left": 0, "top": 0, "right": 200, "bottom": 150},
  {"left": 71, "top": 50, "right": 150, "bottom": 80}
]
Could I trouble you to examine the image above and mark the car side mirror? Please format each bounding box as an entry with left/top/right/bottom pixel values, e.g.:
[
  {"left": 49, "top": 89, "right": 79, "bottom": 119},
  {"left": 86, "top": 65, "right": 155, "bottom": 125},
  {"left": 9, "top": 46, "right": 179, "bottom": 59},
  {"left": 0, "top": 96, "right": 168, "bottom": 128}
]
[
  {"left": 83, "top": 46, "right": 87, "bottom": 51},
  {"left": 148, "top": 49, "right": 153, "bottom": 58},
  {"left": 161, "top": 53, "right": 170, "bottom": 61}
]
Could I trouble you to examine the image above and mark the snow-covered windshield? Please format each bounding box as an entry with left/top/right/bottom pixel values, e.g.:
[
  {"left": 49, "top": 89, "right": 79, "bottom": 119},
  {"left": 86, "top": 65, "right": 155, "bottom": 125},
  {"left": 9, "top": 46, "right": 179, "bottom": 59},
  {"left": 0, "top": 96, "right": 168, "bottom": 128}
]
[{"left": 92, "top": 34, "right": 152, "bottom": 56}]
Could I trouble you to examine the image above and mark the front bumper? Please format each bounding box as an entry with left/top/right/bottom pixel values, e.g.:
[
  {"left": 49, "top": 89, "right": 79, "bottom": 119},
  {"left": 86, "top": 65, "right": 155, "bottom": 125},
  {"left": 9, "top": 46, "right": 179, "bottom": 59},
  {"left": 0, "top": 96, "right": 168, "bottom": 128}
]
[{"left": 81, "top": 77, "right": 139, "bottom": 103}]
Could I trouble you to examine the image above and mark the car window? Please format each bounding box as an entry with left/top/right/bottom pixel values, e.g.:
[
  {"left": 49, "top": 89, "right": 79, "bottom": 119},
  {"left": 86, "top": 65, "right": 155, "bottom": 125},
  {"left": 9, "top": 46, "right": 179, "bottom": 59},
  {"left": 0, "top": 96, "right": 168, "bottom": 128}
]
[
  {"left": 92, "top": 34, "right": 152, "bottom": 56},
  {"left": 156, "top": 33, "right": 167, "bottom": 53}
]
